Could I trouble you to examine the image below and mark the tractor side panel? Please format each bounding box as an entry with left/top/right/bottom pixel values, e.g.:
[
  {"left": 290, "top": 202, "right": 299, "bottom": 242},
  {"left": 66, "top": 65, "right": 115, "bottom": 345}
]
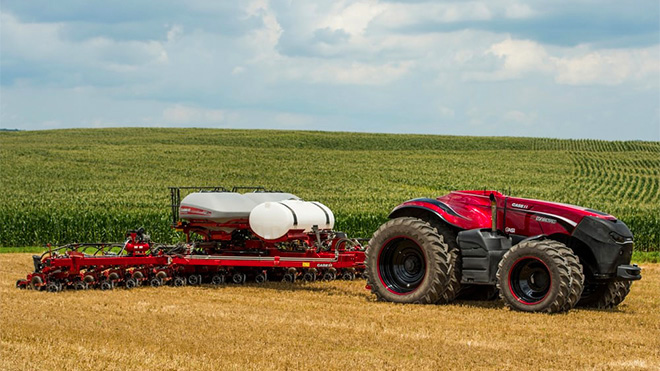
[
  {"left": 502, "top": 197, "right": 579, "bottom": 238},
  {"left": 503, "top": 209, "right": 574, "bottom": 237}
]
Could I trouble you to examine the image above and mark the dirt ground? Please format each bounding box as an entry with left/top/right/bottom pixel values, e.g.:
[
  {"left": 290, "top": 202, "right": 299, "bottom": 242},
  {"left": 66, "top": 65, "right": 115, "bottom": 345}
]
[{"left": 1, "top": 254, "right": 658, "bottom": 370}]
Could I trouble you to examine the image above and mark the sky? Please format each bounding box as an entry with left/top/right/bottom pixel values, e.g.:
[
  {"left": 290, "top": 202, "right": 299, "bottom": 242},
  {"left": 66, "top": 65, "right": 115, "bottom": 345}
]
[{"left": 1, "top": 0, "right": 659, "bottom": 140}]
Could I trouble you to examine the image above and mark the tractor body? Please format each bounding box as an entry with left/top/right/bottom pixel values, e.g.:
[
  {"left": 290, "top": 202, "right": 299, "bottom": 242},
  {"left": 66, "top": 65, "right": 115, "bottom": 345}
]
[{"left": 366, "top": 190, "right": 641, "bottom": 313}]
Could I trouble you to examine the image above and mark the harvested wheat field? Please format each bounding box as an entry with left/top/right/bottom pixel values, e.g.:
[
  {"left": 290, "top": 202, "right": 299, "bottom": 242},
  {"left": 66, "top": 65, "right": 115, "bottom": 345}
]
[{"left": 1, "top": 254, "right": 659, "bottom": 370}]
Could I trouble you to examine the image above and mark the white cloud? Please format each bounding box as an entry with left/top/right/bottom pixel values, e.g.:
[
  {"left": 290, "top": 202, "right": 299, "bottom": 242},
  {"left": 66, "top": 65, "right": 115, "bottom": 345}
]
[
  {"left": 505, "top": 3, "right": 535, "bottom": 19},
  {"left": 372, "top": 1, "right": 493, "bottom": 28},
  {"left": 243, "top": 0, "right": 282, "bottom": 61},
  {"left": 166, "top": 25, "right": 183, "bottom": 43},
  {"left": 473, "top": 38, "right": 552, "bottom": 80},
  {"left": 466, "top": 37, "right": 659, "bottom": 87},
  {"left": 490, "top": 39, "right": 551, "bottom": 72},
  {"left": 553, "top": 47, "right": 660, "bottom": 86},
  {"left": 320, "top": 0, "right": 387, "bottom": 36},
  {"left": 1, "top": 12, "right": 168, "bottom": 83},
  {"left": 0, "top": 12, "right": 62, "bottom": 60}
]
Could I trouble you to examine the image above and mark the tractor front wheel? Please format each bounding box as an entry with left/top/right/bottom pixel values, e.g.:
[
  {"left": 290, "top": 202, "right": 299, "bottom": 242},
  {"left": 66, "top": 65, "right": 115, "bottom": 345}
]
[
  {"left": 577, "top": 281, "right": 631, "bottom": 309},
  {"left": 366, "top": 217, "right": 451, "bottom": 304},
  {"left": 497, "top": 240, "right": 581, "bottom": 313}
]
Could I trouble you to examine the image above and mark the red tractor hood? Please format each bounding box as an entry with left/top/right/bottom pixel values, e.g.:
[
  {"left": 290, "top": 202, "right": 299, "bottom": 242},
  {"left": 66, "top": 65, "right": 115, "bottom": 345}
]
[{"left": 391, "top": 190, "right": 617, "bottom": 236}]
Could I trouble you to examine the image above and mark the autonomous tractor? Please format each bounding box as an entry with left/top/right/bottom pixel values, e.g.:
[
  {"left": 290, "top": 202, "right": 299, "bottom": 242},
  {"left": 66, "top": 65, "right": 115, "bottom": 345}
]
[{"left": 366, "top": 190, "right": 641, "bottom": 313}]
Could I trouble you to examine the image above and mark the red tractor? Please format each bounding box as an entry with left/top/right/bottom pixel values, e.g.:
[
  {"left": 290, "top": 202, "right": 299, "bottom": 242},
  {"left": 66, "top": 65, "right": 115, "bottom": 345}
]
[{"left": 365, "top": 190, "right": 641, "bottom": 313}]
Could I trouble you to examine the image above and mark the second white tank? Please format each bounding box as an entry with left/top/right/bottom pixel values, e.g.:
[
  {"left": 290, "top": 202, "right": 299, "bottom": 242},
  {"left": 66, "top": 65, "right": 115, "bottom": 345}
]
[{"left": 249, "top": 200, "right": 335, "bottom": 240}]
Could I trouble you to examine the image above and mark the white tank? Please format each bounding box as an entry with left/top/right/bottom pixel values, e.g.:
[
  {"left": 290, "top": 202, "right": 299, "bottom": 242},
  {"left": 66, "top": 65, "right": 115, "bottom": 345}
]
[
  {"left": 179, "top": 192, "right": 299, "bottom": 222},
  {"left": 249, "top": 200, "right": 335, "bottom": 240}
]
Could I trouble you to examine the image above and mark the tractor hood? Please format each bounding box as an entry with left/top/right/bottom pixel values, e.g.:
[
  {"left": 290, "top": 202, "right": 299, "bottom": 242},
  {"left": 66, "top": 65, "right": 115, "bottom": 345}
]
[
  {"left": 440, "top": 190, "right": 617, "bottom": 229},
  {"left": 391, "top": 190, "right": 618, "bottom": 234}
]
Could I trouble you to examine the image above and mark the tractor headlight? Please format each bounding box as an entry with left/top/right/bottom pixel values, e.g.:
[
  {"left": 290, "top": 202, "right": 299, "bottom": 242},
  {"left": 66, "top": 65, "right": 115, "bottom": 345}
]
[{"left": 609, "top": 231, "right": 631, "bottom": 244}]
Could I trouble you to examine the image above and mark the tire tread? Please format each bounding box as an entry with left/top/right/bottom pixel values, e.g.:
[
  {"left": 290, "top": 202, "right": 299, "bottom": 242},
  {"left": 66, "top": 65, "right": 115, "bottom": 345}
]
[
  {"left": 366, "top": 217, "right": 451, "bottom": 304},
  {"left": 496, "top": 239, "right": 581, "bottom": 313}
]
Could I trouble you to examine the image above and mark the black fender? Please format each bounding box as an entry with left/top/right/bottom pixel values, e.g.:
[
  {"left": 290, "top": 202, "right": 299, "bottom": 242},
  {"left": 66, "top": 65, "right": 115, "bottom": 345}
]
[
  {"left": 518, "top": 234, "right": 546, "bottom": 244},
  {"left": 571, "top": 216, "right": 634, "bottom": 279},
  {"left": 388, "top": 198, "right": 470, "bottom": 231}
]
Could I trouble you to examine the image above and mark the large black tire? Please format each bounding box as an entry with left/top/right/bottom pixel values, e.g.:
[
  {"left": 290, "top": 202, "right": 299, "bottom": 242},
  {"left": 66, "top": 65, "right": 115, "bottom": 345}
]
[
  {"left": 497, "top": 240, "right": 581, "bottom": 313},
  {"left": 366, "top": 217, "right": 451, "bottom": 304},
  {"left": 557, "top": 245, "right": 585, "bottom": 311},
  {"left": 577, "top": 281, "right": 632, "bottom": 309},
  {"left": 428, "top": 221, "right": 462, "bottom": 304}
]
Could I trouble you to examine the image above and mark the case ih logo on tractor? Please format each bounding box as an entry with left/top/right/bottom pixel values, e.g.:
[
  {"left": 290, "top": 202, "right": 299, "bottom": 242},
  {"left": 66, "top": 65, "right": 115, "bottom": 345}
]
[
  {"left": 365, "top": 190, "right": 641, "bottom": 313},
  {"left": 17, "top": 187, "right": 641, "bottom": 314}
]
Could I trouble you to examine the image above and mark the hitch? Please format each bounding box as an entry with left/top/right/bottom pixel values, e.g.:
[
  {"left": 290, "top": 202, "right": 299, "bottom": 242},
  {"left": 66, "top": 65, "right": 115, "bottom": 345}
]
[{"left": 617, "top": 264, "right": 642, "bottom": 281}]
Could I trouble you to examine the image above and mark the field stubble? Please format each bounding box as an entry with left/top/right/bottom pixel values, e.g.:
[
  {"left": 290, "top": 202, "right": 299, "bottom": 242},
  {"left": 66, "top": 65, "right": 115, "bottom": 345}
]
[{"left": 1, "top": 254, "right": 659, "bottom": 370}]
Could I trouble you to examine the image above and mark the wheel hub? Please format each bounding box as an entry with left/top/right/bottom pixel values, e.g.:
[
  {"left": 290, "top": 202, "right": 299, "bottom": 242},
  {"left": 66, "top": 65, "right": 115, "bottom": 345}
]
[
  {"left": 510, "top": 257, "right": 551, "bottom": 304},
  {"left": 403, "top": 255, "right": 421, "bottom": 273},
  {"left": 378, "top": 237, "right": 426, "bottom": 294}
]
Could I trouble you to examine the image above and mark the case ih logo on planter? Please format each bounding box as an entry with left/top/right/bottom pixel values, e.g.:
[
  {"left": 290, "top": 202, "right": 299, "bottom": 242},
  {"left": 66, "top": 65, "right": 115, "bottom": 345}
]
[{"left": 180, "top": 206, "right": 212, "bottom": 216}]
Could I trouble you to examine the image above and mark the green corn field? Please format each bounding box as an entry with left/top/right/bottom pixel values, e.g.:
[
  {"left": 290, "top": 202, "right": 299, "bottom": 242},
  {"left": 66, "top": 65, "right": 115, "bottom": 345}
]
[{"left": 0, "top": 128, "right": 658, "bottom": 251}]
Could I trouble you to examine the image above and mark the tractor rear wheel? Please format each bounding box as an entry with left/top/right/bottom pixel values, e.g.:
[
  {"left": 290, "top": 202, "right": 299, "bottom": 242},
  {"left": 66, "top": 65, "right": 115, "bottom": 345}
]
[
  {"left": 366, "top": 217, "right": 451, "bottom": 304},
  {"left": 428, "top": 221, "right": 461, "bottom": 304},
  {"left": 577, "top": 281, "right": 632, "bottom": 309},
  {"left": 497, "top": 240, "right": 581, "bottom": 313}
]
